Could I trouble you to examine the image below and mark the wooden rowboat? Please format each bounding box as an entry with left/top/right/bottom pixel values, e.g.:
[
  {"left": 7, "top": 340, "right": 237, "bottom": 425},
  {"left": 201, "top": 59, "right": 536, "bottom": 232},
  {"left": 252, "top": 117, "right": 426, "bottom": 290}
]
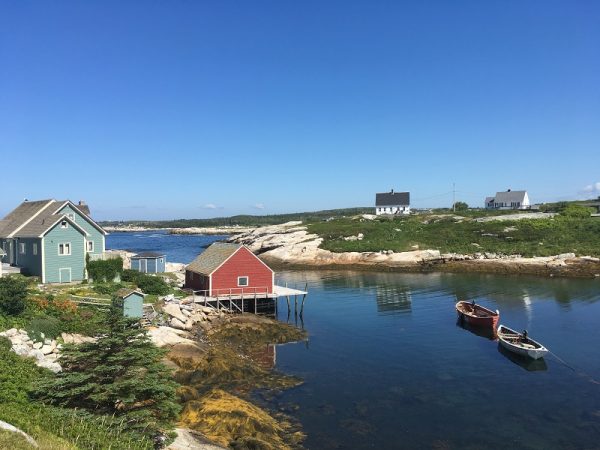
[
  {"left": 455, "top": 301, "right": 499, "bottom": 329},
  {"left": 497, "top": 325, "right": 548, "bottom": 360}
]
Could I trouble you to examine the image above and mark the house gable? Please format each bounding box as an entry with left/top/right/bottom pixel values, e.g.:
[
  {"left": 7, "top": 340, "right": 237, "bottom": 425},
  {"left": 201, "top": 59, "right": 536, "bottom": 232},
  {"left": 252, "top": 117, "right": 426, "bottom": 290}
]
[
  {"left": 56, "top": 203, "right": 105, "bottom": 255},
  {"left": 43, "top": 219, "right": 87, "bottom": 283},
  {"left": 211, "top": 246, "right": 274, "bottom": 295}
]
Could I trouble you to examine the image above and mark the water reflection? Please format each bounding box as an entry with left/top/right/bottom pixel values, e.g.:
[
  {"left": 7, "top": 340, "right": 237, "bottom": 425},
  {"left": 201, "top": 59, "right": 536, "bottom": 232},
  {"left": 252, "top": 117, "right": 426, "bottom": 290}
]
[
  {"left": 375, "top": 285, "right": 412, "bottom": 315},
  {"left": 456, "top": 318, "right": 496, "bottom": 340},
  {"left": 497, "top": 344, "right": 548, "bottom": 372}
]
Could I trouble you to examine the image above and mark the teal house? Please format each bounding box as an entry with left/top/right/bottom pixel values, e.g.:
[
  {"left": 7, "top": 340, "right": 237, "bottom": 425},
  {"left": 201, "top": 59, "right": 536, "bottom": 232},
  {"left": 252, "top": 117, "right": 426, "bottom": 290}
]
[
  {"left": 114, "top": 288, "right": 145, "bottom": 318},
  {"left": 0, "top": 199, "right": 107, "bottom": 283}
]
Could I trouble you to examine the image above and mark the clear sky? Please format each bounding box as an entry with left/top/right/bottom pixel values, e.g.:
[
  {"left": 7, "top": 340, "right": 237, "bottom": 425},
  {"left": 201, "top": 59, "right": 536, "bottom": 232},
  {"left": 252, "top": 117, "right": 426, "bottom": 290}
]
[{"left": 1, "top": 1, "right": 599, "bottom": 220}]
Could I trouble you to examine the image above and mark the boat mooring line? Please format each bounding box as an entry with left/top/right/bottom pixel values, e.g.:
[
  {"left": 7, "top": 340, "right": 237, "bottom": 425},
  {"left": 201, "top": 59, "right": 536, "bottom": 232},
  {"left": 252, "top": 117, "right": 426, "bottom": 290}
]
[{"left": 549, "top": 351, "right": 600, "bottom": 386}]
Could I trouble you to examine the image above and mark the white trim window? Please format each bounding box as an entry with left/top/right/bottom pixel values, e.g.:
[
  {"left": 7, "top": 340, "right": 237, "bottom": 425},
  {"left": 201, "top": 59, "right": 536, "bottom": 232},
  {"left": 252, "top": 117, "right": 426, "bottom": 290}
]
[
  {"left": 67, "top": 213, "right": 75, "bottom": 220},
  {"left": 19, "top": 243, "right": 26, "bottom": 255},
  {"left": 237, "top": 276, "right": 249, "bottom": 287},
  {"left": 33, "top": 243, "right": 38, "bottom": 255},
  {"left": 87, "top": 241, "right": 94, "bottom": 253},
  {"left": 58, "top": 242, "right": 71, "bottom": 256},
  {"left": 60, "top": 220, "right": 69, "bottom": 229}
]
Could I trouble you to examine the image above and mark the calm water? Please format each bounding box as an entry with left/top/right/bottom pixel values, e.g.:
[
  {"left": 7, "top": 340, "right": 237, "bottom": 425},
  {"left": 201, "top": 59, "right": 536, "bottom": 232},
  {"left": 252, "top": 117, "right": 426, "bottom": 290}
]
[
  {"left": 106, "top": 231, "right": 228, "bottom": 263},
  {"left": 269, "top": 271, "right": 600, "bottom": 449},
  {"left": 107, "top": 233, "right": 600, "bottom": 449}
]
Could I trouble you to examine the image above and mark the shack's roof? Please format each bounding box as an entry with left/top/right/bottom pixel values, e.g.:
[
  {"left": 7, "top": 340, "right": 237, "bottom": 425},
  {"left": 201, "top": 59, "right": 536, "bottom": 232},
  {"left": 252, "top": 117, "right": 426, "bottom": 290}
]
[
  {"left": 115, "top": 288, "right": 146, "bottom": 298},
  {"left": 186, "top": 242, "right": 243, "bottom": 276},
  {"left": 132, "top": 252, "right": 165, "bottom": 259},
  {"left": 375, "top": 191, "right": 410, "bottom": 206}
]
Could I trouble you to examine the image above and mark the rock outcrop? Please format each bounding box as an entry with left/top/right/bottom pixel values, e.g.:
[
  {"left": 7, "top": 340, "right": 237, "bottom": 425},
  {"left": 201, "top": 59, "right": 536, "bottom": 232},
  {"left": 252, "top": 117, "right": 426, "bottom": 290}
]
[
  {"left": 0, "top": 329, "right": 96, "bottom": 373},
  {"left": 228, "top": 222, "right": 600, "bottom": 278}
]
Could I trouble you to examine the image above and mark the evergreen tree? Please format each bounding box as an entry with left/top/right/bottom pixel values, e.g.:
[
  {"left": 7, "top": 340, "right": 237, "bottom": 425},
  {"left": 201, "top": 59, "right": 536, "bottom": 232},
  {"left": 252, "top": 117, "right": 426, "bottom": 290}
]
[{"left": 34, "top": 303, "right": 180, "bottom": 440}]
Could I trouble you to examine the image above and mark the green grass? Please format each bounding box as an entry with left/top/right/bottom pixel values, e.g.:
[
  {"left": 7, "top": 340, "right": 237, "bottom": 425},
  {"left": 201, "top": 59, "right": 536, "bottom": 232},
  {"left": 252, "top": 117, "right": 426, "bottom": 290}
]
[
  {"left": 307, "top": 214, "right": 600, "bottom": 257},
  {"left": 0, "top": 428, "right": 46, "bottom": 450}
]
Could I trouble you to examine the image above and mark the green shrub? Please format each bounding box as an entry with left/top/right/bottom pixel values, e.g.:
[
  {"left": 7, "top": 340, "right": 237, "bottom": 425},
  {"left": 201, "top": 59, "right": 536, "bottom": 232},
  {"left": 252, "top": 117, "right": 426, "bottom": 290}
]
[
  {"left": 0, "top": 336, "right": 11, "bottom": 352},
  {"left": 27, "top": 316, "right": 62, "bottom": 342},
  {"left": 560, "top": 204, "right": 593, "bottom": 218},
  {"left": 0, "top": 276, "right": 28, "bottom": 316},
  {"left": 93, "top": 282, "right": 124, "bottom": 296},
  {"left": 122, "top": 270, "right": 171, "bottom": 295},
  {"left": 86, "top": 256, "right": 123, "bottom": 282}
]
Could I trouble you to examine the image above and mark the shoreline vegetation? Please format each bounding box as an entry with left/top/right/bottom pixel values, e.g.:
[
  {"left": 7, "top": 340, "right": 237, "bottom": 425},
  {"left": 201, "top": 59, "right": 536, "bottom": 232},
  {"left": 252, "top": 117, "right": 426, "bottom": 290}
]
[
  {"left": 106, "top": 205, "right": 600, "bottom": 278},
  {"left": 0, "top": 270, "right": 307, "bottom": 449}
]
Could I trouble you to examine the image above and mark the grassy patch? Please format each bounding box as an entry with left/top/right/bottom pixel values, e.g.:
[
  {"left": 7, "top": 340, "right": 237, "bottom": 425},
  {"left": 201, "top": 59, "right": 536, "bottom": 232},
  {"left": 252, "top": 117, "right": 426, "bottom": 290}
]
[{"left": 307, "top": 215, "right": 600, "bottom": 257}]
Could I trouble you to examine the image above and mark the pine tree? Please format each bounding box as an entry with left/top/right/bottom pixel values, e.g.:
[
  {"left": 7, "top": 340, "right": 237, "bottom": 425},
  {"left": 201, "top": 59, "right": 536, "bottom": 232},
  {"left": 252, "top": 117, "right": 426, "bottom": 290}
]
[{"left": 34, "top": 303, "right": 181, "bottom": 440}]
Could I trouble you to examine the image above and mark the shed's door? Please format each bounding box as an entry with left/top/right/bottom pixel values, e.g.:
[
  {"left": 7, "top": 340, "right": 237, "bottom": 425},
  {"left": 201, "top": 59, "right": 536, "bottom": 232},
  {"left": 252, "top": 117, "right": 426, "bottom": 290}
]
[
  {"left": 140, "top": 259, "right": 147, "bottom": 273},
  {"left": 59, "top": 268, "right": 72, "bottom": 283}
]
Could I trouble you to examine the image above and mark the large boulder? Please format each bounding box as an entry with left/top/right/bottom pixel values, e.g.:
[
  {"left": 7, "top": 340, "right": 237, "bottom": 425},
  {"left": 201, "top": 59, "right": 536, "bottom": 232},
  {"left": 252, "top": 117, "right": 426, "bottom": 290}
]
[{"left": 163, "top": 303, "right": 187, "bottom": 322}]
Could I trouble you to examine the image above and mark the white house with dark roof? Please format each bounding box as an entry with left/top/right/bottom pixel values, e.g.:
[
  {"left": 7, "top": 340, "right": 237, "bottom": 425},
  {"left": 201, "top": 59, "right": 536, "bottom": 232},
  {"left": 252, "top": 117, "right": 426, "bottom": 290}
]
[
  {"left": 0, "top": 199, "right": 107, "bottom": 283},
  {"left": 485, "top": 190, "right": 531, "bottom": 210},
  {"left": 375, "top": 190, "right": 410, "bottom": 215}
]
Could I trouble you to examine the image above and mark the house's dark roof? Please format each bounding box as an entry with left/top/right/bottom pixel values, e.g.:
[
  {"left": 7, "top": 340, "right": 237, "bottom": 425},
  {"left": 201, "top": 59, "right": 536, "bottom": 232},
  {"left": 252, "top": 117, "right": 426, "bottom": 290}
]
[
  {"left": 492, "top": 190, "right": 527, "bottom": 204},
  {"left": 375, "top": 191, "right": 410, "bottom": 206},
  {"left": 0, "top": 199, "right": 106, "bottom": 238},
  {"left": 115, "top": 288, "right": 145, "bottom": 298},
  {"left": 186, "top": 243, "right": 242, "bottom": 276},
  {"left": 132, "top": 252, "right": 165, "bottom": 259},
  {"left": 0, "top": 200, "right": 55, "bottom": 237}
]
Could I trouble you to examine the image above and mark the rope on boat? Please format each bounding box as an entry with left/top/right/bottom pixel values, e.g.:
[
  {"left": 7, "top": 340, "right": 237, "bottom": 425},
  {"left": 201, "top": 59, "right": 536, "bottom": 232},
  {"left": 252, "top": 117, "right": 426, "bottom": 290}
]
[{"left": 548, "top": 350, "right": 600, "bottom": 386}]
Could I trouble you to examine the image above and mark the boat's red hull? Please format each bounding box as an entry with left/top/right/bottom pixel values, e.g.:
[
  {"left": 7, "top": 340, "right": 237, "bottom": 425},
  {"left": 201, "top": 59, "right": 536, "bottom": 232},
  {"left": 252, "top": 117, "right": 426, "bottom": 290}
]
[{"left": 456, "top": 301, "right": 499, "bottom": 329}]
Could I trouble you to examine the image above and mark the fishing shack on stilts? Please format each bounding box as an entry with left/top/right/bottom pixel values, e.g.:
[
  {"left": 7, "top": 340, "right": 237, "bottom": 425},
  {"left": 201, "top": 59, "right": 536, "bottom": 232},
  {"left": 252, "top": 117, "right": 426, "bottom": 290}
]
[{"left": 185, "top": 242, "right": 307, "bottom": 315}]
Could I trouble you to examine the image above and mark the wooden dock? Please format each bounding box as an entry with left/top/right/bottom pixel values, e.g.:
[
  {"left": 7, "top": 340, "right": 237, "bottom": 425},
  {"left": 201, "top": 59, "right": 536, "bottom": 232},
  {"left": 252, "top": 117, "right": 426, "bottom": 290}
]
[{"left": 192, "top": 284, "right": 308, "bottom": 315}]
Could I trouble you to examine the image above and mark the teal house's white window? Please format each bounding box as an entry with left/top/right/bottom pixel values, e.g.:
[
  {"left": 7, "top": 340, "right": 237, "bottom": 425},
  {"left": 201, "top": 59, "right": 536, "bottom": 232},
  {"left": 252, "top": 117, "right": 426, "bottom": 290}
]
[
  {"left": 87, "top": 241, "right": 94, "bottom": 253},
  {"left": 19, "top": 243, "right": 26, "bottom": 254},
  {"left": 58, "top": 243, "right": 71, "bottom": 256},
  {"left": 60, "top": 221, "right": 68, "bottom": 229},
  {"left": 33, "top": 243, "right": 38, "bottom": 255},
  {"left": 237, "top": 276, "right": 249, "bottom": 287}
]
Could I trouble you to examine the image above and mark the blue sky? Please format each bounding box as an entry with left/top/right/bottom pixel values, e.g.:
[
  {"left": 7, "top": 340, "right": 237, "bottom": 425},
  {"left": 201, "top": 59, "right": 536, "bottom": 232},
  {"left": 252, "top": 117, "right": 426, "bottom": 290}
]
[{"left": 1, "top": 1, "right": 599, "bottom": 220}]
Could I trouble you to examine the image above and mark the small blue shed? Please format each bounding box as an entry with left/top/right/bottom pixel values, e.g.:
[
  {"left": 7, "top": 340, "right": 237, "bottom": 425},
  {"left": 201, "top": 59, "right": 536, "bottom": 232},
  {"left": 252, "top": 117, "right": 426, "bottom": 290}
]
[
  {"left": 131, "top": 252, "right": 166, "bottom": 273},
  {"left": 115, "top": 288, "right": 146, "bottom": 318}
]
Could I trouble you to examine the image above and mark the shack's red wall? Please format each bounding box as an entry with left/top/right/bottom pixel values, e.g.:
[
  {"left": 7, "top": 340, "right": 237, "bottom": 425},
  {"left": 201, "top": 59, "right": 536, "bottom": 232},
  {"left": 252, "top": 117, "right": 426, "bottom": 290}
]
[
  {"left": 211, "top": 247, "right": 273, "bottom": 295},
  {"left": 185, "top": 271, "right": 210, "bottom": 291}
]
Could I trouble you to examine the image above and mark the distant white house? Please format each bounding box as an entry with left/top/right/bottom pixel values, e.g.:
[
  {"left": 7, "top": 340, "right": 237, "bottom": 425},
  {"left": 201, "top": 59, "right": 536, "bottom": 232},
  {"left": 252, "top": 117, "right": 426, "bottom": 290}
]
[
  {"left": 485, "top": 190, "right": 531, "bottom": 210},
  {"left": 375, "top": 190, "right": 410, "bottom": 215}
]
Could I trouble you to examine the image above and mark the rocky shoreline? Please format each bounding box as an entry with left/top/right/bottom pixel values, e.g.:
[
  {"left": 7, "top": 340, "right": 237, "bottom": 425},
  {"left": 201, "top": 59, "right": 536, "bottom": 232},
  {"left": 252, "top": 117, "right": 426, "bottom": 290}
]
[{"left": 229, "top": 221, "right": 600, "bottom": 278}]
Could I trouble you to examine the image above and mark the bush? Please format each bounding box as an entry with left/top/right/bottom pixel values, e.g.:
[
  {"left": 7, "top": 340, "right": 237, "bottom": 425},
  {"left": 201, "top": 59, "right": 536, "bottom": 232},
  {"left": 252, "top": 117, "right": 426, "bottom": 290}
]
[
  {"left": 0, "top": 336, "right": 11, "bottom": 352},
  {"left": 122, "top": 270, "right": 171, "bottom": 296},
  {"left": 86, "top": 257, "right": 123, "bottom": 283},
  {"left": 453, "top": 201, "right": 469, "bottom": 211},
  {"left": 560, "top": 204, "right": 593, "bottom": 218},
  {"left": 93, "top": 282, "right": 124, "bottom": 296},
  {"left": 27, "top": 316, "right": 62, "bottom": 342},
  {"left": 0, "top": 276, "right": 28, "bottom": 316}
]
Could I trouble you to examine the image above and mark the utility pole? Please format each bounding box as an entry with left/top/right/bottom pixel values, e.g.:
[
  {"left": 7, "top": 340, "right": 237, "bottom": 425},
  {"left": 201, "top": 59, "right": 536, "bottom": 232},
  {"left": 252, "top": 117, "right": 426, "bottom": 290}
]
[{"left": 452, "top": 183, "right": 456, "bottom": 212}]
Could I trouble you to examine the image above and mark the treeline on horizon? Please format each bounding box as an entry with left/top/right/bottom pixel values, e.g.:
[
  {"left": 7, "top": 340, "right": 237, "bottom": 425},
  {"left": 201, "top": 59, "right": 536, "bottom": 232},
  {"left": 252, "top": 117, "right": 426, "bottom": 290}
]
[{"left": 99, "top": 207, "right": 375, "bottom": 228}]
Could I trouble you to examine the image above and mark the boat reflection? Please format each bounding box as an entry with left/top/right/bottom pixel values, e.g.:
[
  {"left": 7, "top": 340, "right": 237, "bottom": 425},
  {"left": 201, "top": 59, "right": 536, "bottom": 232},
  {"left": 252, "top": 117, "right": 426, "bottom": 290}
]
[
  {"left": 456, "top": 318, "right": 496, "bottom": 340},
  {"left": 497, "top": 344, "right": 548, "bottom": 372}
]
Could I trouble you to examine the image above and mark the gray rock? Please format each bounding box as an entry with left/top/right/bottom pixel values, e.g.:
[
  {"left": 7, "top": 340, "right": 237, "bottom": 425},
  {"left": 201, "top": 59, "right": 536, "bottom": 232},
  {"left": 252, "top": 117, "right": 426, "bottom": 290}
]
[
  {"left": 170, "top": 317, "right": 187, "bottom": 330},
  {"left": 163, "top": 303, "right": 187, "bottom": 322}
]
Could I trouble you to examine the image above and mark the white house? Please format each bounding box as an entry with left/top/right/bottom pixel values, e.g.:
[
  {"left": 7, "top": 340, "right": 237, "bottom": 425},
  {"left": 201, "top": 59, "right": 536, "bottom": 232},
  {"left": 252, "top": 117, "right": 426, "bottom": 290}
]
[
  {"left": 375, "top": 190, "right": 410, "bottom": 215},
  {"left": 485, "top": 190, "right": 531, "bottom": 210}
]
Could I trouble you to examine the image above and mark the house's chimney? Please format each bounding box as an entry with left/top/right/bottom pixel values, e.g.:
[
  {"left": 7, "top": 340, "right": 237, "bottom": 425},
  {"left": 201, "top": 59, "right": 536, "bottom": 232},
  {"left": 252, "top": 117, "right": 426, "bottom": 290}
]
[{"left": 79, "top": 200, "right": 86, "bottom": 206}]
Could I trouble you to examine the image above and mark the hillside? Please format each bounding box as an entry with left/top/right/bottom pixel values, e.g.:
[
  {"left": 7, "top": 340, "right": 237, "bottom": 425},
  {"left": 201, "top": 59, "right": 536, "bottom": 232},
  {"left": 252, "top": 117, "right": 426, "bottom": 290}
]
[{"left": 99, "top": 207, "right": 373, "bottom": 228}]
